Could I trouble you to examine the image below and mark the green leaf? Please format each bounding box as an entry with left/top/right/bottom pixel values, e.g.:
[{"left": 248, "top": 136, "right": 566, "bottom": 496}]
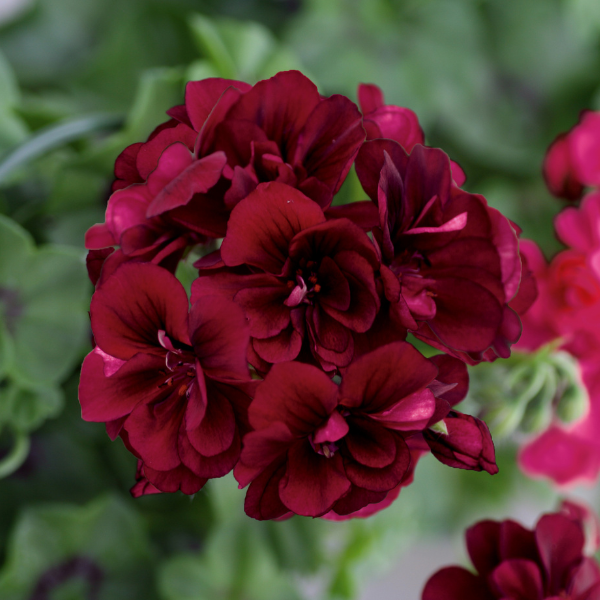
[
  {"left": 11, "top": 246, "right": 89, "bottom": 386},
  {"left": 0, "top": 215, "right": 34, "bottom": 285},
  {"left": 0, "top": 113, "right": 122, "bottom": 186},
  {"left": 0, "top": 381, "right": 64, "bottom": 432},
  {"left": 188, "top": 14, "right": 237, "bottom": 79},
  {"left": 0, "top": 495, "right": 154, "bottom": 600},
  {"left": 0, "top": 50, "right": 20, "bottom": 110}
]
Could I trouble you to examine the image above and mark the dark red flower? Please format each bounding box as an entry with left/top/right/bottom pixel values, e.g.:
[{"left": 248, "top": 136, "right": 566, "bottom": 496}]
[
  {"left": 234, "top": 342, "right": 473, "bottom": 520},
  {"left": 357, "top": 83, "right": 466, "bottom": 186},
  {"left": 355, "top": 139, "right": 523, "bottom": 364},
  {"left": 78, "top": 263, "right": 255, "bottom": 495},
  {"left": 192, "top": 182, "right": 381, "bottom": 369},
  {"left": 422, "top": 503, "right": 600, "bottom": 600}
]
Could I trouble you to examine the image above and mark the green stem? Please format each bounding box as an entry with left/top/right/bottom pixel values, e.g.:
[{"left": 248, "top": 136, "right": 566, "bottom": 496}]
[{"left": 0, "top": 429, "right": 30, "bottom": 478}]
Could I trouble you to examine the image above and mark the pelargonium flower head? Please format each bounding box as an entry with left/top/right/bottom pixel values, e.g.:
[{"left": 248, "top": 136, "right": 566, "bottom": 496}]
[
  {"left": 421, "top": 502, "right": 600, "bottom": 600},
  {"left": 78, "top": 262, "right": 255, "bottom": 496},
  {"left": 192, "top": 182, "right": 381, "bottom": 369},
  {"left": 173, "top": 70, "right": 366, "bottom": 210},
  {"left": 543, "top": 132, "right": 585, "bottom": 201},
  {"left": 234, "top": 342, "right": 478, "bottom": 520},
  {"left": 355, "top": 139, "right": 522, "bottom": 364}
]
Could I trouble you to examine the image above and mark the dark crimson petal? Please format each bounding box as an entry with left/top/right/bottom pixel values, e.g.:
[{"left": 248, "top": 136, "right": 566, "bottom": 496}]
[
  {"left": 422, "top": 567, "right": 494, "bottom": 600},
  {"left": 324, "top": 201, "right": 380, "bottom": 231},
  {"left": 179, "top": 427, "right": 240, "bottom": 478},
  {"left": 244, "top": 460, "right": 289, "bottom": 521},
  {"left": 136, "top": 124, "right": 197, "bottom": 179},
  {"left": 184, "top": 78, "right": 251, "bottom": 132},
  {"left": 429, "top": 354, "right": 469, "bottom": 406},
  {"left": 355, "top": 139, "right": 409, "bottom": 204},
  {"left": 252, "top": 322, "right": 304, "bottom": 364},
  {"left": 343, "top": 434, "right": 410, "bottom": 492},
  {"left": 248, "top": 361, "right": 338, "bottom": 434},
  {"left": 489, "top": 559, "right": 544, "bottom": 600},
  {"left": 86, "top": 247, "right": 115, "bottom": 286},
  {"left": 427, "top": 275, "right": 503, "bottom": 353},
  {"left": 188, "top": 295, "right": 250, "bottom": 380},
  {"left": 130, "top": 460, "right": 162, "bottom": 498},
  {"left": 317, "top": 255, "right": 351, "bottom": 312},
  {"left": 324, "top": 251, "right": 379, "bottom": 332},
  {"left": 143, "top": 463, "right": 207, "bottom": 495},
  {"left": 536, "top": 513, "right": 585, "bottom": 593},
  {"left": 509, "top": 248, "right": 538, "bottom": 316},
  {"left": 165, "top": 104, "right": 192, "bottom": 127},
  {"left": 465, "top": 520, "right": 502, "bottom": 576},
  {"left": 357, "top": 83, "right": 384, "bottom": 114},
  {"left": 312, "top": 305, "right": 353, "bottom": 352},
  {"left": 236, "top": 423, "right": 295, "bottom": 487},
  {"left": 125, "top": 393, "right": 186, "bottom": 472},
  {"left": 221, "top": 182, "right": 326, "bottom": 273},
  {"left": 344, "top": 418, "right": 397, "bottom": 468},
  {"left": 366, "top": 106, "right": 424, "bottom": 151},
  {"left": 578, "top": 582, "right": 600, "bottom": 600},
  {"left": 234, "top": 278, "right": 292, "bottom": 339},
  {"left": 339, "top": 341, "right": 437, "bottom": 413},
  {"left": 404, "top": 145, "right": 453, "bottom": 212},
  {"left": 91, "top": 262, "right": 190, "bottom": 360},
  {"left": 225, "top": 70, "right": 321, "bottom": 158},
  {"left": 85, "top": 223, "right": 116, "bottom": 250},
  {"left": 499, "top": 520, "right": 541, "bottom": 563},
  {"left": 289, "top": 217, "right": 380, "bottom": 272},
  {"left": 79, "top": 349, "right": 166, "bottom": 422},
  {"left": 279, "top": 440, "right": 350, "bottom": 517},
  {"left": 186, "top": 380, "right": 236, "bottom": 457},
  {"left": 146, "top": 150, "right": 227, "bottom": 217},
  {"left": 292, "top": 94, "right": 365, "bottom": 205},
  {"left": 224, "top": 164, "right": 259, "bottom": 208},
  {"left": 424, "top": 411, "right": 498, "bottom": 475},
  {"left": 114, "top": 142, "right": 144, "bottom": 186},
  {"left": 330, "top": 486, "right": 387, "bottom": 516}
]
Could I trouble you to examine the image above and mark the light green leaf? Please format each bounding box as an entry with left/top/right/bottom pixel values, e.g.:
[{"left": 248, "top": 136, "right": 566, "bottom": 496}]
[
  {"left": 0, "top": 215, "right": 34, "bottom": 285},
  {"left": 0, "top": 381, "right": 64, "bottom": 432},
  {"left": 0, "top": 114, "right": 122, "bottom": 186},
  {"left": 0, "top": 429, "right": 30, "bottom": 479},
  {"left": 0, "top": 50, "right": 20, "bottom": 110},
  {"left": 189, "top": 14, "right": 237, "bottom": 79}
]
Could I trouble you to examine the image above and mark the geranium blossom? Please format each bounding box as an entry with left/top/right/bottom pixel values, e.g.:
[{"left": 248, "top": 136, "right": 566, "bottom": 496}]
[
  {"left": 355, "top": 140, "right": 522, "bottom": 364},
  {"left": 79, "top": 263, "right": 255, "bottom": 495},
  {"left": 234, "top": 342, "right": 494, "bottom": 520},
  {"left": 422, "top": 502, "right": 600, "bottom": 600},
  {"left": 192, "top": 182, "right": 381, "bottom": 370}
]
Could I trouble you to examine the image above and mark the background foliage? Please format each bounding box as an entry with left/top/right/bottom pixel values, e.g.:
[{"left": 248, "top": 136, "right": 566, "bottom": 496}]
[{"left": 1, "top": 0, "right": 600, "bottom": 598}]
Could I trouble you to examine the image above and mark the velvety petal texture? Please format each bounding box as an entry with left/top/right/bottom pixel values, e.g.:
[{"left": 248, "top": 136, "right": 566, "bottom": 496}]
[
  {"left": 236, "top": 342, "right": 470, "bottom": 520},
  {"left": 79, "top": 263, "right": 254, "bottom": 496},
  {"left": 421, "top": 503, "right": 600, "bottom": 600}
]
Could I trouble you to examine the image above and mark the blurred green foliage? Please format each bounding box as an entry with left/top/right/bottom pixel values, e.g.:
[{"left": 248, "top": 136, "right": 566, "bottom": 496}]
[{"left": 0, "top": 0, "right": 597, "bottom": 597}]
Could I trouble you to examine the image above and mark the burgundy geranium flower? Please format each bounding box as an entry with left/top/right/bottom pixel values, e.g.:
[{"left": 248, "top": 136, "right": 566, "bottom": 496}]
[
  {"left": 86, "top": 146, "right": 227, "bottom": 287},
  {"left": 234, "top": 342, "right": 476, "bottom": 520},
  {"left": 182, "top": 70, "right": 366, "bottom": 210},
  {"left": 422, "top": 503, "right": 600, "bottom": 600},
  {"left": 355, "top": 139, "right": 523, "bottom": 364},
  {"left": 192, "top": 182, "right": 381, "bottom": 370},
  {"left": 78, "top": 263, "right": 255, "bottom": 495},
  {"left": 357, "top": 83, "right": 466, "bottom": 186}
]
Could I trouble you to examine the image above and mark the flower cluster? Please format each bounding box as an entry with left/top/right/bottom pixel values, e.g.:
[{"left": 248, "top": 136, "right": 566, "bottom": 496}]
[
  {"left": 79, "top": 71, "right": 531, "bottom": 519},
  {"left": 422, "top": 501, "right": 600, "bottom": 600},
  {"left": 516, "top": 112, "right": 600, "bottom": 487}
]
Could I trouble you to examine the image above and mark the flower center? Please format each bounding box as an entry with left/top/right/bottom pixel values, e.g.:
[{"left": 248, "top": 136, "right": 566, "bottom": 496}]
[
  {"left": 309, "top": 437, "right": 339, "bottom": 458},
  {"left": 284, "top": 258, "right": 321, "bottom": 307},
  {"left": 157, "top": 330, "right": 197, "bottom": 399}
]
